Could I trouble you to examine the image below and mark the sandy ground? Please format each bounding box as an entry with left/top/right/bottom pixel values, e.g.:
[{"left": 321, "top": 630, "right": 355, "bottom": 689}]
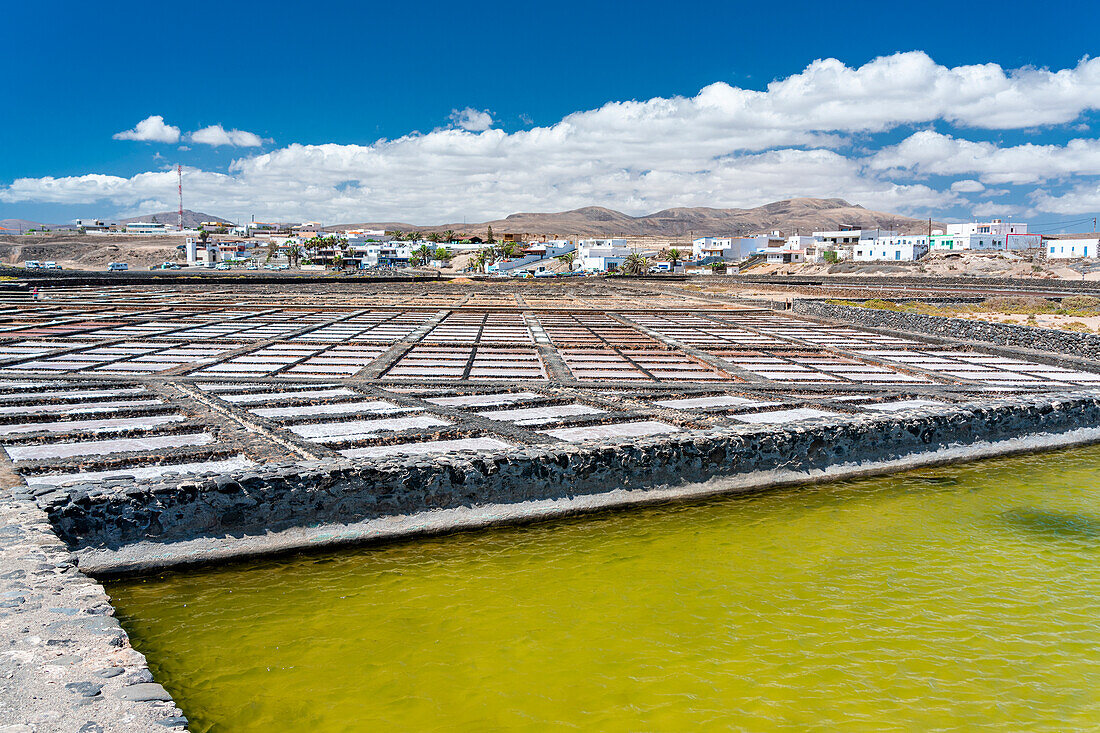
[
  {"left": 0, "top": 234, "right": 187, "bottom": 270},
  {"left": 748, "top": 252, "right": 1064, "bottom": 279},
  {"left": 956, "top": 312, "right": 1100, "bottom": 333}
]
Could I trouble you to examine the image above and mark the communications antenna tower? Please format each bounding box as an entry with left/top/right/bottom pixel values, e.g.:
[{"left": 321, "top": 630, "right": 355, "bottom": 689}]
[{"left": 177, "top": 165, "right": 184, "bottom": 230}]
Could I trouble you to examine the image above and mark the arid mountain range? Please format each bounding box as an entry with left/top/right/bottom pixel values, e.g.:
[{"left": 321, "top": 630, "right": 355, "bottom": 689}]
[
  {"left": 119, "top": 210, "right": 231, "bottom": 228},
  {"left": 331, "top": 198, "right": 942, "bottom": 238},
  {"left": 0, "top": 210, "right": 231, "bottom": 232}
]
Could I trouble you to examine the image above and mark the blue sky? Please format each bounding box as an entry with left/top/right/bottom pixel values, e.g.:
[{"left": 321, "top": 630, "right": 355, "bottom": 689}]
[{"left": 4, "top": 0, "right": 1100, "bottom": 230}]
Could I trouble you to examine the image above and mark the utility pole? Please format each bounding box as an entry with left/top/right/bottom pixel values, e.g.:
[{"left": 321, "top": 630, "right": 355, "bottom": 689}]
[{"left": 177, "top": 165, "right": 184, "bottom": 231}]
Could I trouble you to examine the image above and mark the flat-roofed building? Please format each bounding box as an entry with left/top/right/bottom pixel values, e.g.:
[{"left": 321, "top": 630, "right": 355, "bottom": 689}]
[{"left": 1046, "top": 234, "right": 1100, "bottom": 259}]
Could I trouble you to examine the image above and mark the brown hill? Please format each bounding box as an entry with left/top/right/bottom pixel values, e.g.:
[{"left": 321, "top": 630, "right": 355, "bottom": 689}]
[
  {"left": 0, "top": 219, "right": 55, "bottom": 232},
  {"left": 331, "top": 198, "right": 940, "bottom": 238},
  {"left": 119, "top": 210, "right": 232, "bottom": 228}
]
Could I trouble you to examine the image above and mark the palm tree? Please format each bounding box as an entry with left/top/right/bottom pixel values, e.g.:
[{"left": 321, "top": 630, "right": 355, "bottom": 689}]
[
  {"left": 621, "top": 253, "right": 649, "bottom": 276},
  {"left": 427, "top": 232, "right": 441, "bottom": 243},
  {"left": 412, "top": 244, "right": 434, "bottom": 266},
  {"left": 665, "top": 247, "right": 682, "bottom": 267},
  {"left": 442, "top": 229, "right": 456, "bottom": 243},
  {"left": 286, "top": 245, "right": 301, "bottom": 267},
  {"left": 473, "top": 247, "right": 496, "bottom": 273},
  {"left": 556, "top": 251, "right": 576, "bottom": 271}
]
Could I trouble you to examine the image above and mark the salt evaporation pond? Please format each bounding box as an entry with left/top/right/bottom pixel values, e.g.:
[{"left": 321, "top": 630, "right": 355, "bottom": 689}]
[{"left": 107, "top": 444, "right": 1100, "bottom": 731}]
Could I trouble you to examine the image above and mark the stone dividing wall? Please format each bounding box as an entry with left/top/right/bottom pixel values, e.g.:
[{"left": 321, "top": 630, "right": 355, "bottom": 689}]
[
  {"left": 794, "top": 300, "right": 1100, "bottom": 360},
  {"left": 33, "top": 393, "right": 1100, "bottom": 552}
]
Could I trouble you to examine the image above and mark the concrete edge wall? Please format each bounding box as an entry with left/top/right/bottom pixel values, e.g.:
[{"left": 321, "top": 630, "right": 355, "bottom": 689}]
[
  {"left": 793, "top": 300, "right": 1100, "bottom": 359},
  {"left": 33, "top": 392, "right": 1100, "bottom": 560}
]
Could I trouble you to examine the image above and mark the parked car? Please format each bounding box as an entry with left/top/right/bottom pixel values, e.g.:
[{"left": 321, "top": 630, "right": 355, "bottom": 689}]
[
  {"left": 43, "top": 261, "right": 61, "bottom": 270},
  {"left": 246, "top": 263, "right": 258, "bottom": 270},
  {"left": 107, "top": 262, "right": 128, "bottom": 271},
  {"left": 215, "top": 263, "right": 231, "bottom": 270}
]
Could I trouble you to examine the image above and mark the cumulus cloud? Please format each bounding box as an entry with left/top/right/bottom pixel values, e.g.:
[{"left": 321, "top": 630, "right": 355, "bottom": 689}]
[
  {"left": 189, "top": 125, "right": 267, "bottom": 147},
  {"left": 950, "top": 179, "right": 985, "bottom": 193},
  {"left": 1030, "top": 184, "right": 1100, "bottom": 214},
  {"left": 449, "top": 107, "right": 494, "bottom": 132},
  {"left": 112, "top": 115, "right": 181, "bottom": 143},
  {"left": 970, "top": 202, "right": 1021, "bottom": 217},
  {"left": 871, "top": 130, "right": 1100, "bottom": 184},
  {"left": 11, "top": 52, "right": 1100, "bottom": 221}
]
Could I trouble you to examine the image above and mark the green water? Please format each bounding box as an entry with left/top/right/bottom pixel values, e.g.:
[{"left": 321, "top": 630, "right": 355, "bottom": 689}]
[{"left": 107, "top": 446, "right": 1100, "bottom": 732}]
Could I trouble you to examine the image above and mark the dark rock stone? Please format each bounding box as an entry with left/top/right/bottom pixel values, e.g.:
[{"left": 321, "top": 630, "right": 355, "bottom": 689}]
[
  {"left": 94, "top": 666, "right": 125, "bottom": 678},
  {"left": 156, "top": 717, "right": 189, "bottom": 728},
  {"left": 116, "top": 682, "right": 173, "bottom": 702},
  {"left": 66, "top": 681, "right": 103, "bottom": 697}
]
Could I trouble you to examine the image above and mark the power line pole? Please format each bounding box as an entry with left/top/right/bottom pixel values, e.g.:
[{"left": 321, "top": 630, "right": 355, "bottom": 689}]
[{"left": 177, "top": 165, "right": 184, "bottom": 231}]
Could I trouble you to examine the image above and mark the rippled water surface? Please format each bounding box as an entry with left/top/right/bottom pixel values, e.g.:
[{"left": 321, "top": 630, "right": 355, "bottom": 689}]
[{"left": 107, "top": 446, "right": 1100, "bottom": 731}]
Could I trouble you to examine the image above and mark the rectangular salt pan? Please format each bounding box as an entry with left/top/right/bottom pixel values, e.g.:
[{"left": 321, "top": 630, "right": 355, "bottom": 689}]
[
  {"left": 0, "top": 398, "right": 163, "bottom": 416},
  {"left": 654, "top": 395, "right": 768, "bottom": 410},
  {"left": 731, "top": 409, "right": 840, "bottom": 424},
  {"left": 478, "top": 404, "right": 604, "bottom": 425},
  {"left": 289, "top": 416, "right": 450, "bottom": 442},
  {"left": 220, "top": 388, "right": 358, "bottom": 404},
  {"left": 426, "top": 392, "right": 544, "bottom": 407},
  {"left": 0, "top": 387, "right": 147, "bottom": 402},
  {"left": 5, "top": 432, "right": 213, "bottom": 461},
  {"left": 542, "top": 420, "right": 680, "bottom": 443},
  {"left": 25, "top": 457, "right": 257, "bottom": 487},
  {"left": 250, "top": 401, "right": 412, "bottom": 419},
  {"left": 865, "top": 400, "right": 945, "bottom": 412},
  {"left": 339, "top": 437, "right": 514, "bottom": 459},
  {"left": 0, "top": 414, "right": 184, "bottom": 436}
]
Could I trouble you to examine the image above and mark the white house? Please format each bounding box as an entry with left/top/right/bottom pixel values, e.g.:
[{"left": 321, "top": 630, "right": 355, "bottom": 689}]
[
  {"left": 691, "top": 235, "right": 782, "bottom": 261},
  {"left": 578, "top": 248, "right": 633, "bottom": 272},
  {"left": 853, "top": 235, "right": 930, "bottom": 262},
  {"left": 933, "top": 220, "right": 1041, "bottom": 251},
  {"left": 523, "top": 240, "right": 575, "bottom": 258},
  {"left": 578, "top": 238, "right": 628, "bottom": 251},
  {"left": 812, "top": 228, "right": 899, "bottom": 260},
  {"left": 692, "top": 237, "right": 733, "bottom": 259},
  {"left": 1046, "top": 236, "right": 1100, "bottom": 259},
  {"left": 124, "top": 221, "right": 170, "bottom": 235},
  {"left": 576, "top": 239, "right": 633, "bottom": 272},
  {"left": 341, "top": 240, "right": 414, "bottom": 267}
]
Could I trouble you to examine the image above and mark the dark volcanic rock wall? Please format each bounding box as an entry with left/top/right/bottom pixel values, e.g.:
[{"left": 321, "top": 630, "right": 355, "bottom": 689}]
[
  {"left": 30, "top": 393, "right": 1100, "bottom": 552},
  {"left": 794, "top": 300, "right": 1100, "bottom": 359}
]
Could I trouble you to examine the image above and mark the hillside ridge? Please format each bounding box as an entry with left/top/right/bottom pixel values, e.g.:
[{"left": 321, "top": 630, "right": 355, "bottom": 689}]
[{"left": 330, "top": 198, "right": 939, "bottom": 237}]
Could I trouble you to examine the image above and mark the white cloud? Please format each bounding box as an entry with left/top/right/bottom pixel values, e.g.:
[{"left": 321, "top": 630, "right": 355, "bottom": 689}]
[
  {"left": 112, "top": 115, "right": 180, "bottom": 143},
  {"left": 970, "top": 202, "right": 1021, "bottom": 217},
  {"left": 871, "top": 130, "right": 1100, "bottom": 184},
  {"left": 1030, "top": 184, "right": 1100, "bottom": 214},
  {"left": 450, "top": 107, "right": 494, "bottom": 132},
  {"left": 11, "top": 52, "right": 1100, "bottom": 221},
  {"left": 189, "top": 125, "right": 267, "bottom": 147},
  {"left": 950, "top": 179, "right": 985, "bottom": 193}
]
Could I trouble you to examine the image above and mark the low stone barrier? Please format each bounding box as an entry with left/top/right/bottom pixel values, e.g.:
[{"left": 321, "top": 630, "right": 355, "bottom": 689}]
[
  {"left": 793, "top": 300, "right": 1100, "bottom": 360},
  {"left": 30, "top": 393, "right": 1100, "bottom": 555}
]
